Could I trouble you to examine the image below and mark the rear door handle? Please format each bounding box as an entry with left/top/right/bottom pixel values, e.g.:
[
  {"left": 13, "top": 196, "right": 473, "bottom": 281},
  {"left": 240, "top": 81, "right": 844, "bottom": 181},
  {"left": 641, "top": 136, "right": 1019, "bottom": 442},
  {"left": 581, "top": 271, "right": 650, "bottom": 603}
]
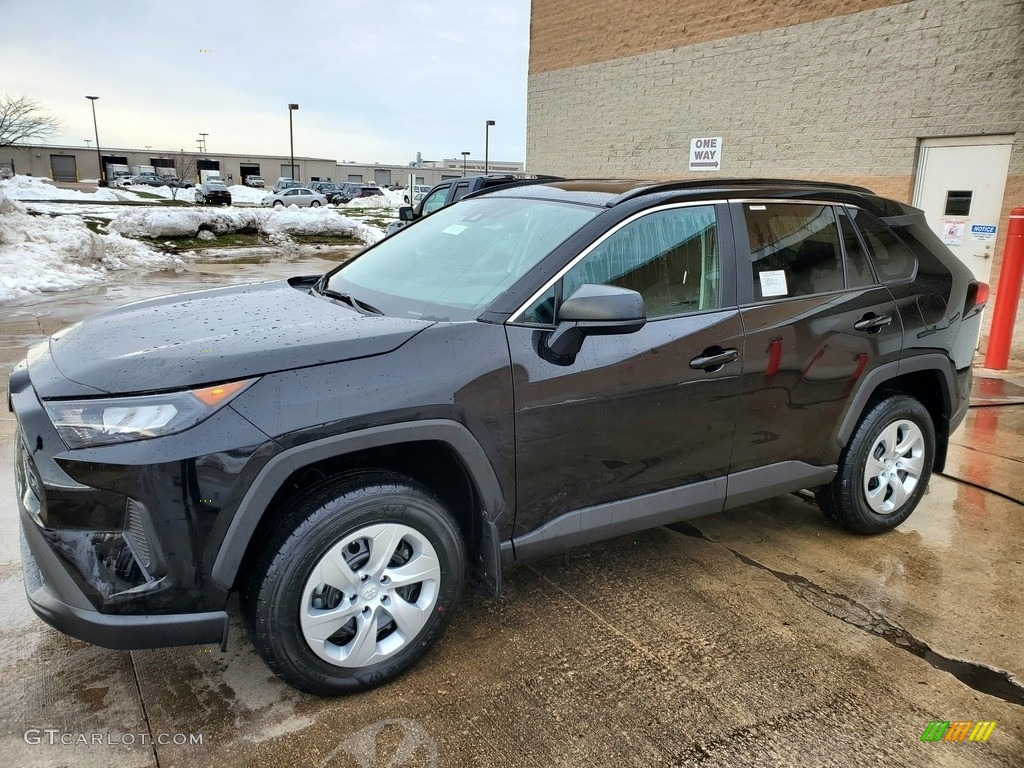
[
  {"left": 854, "top": 313, "right": 892, "bottom": 333},
  {"left": 689, "top": 348, "right": 740, "bottom": 371}
]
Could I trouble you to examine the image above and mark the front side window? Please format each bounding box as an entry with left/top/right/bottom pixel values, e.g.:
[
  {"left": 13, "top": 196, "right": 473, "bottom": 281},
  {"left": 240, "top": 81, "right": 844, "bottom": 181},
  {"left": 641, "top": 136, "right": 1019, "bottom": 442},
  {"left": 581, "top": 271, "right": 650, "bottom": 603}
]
[
  {"left": 747, "top": 204, "right": 844, "bottom": 300},
  {"left": 557, "top": 205, "right": 720, "bottom": 319},
  {"left": 326, "top": 197, "right": 598, "bottom": 321},
  {"left": 421, "top": 187, "right": 449, "bottom": 215}
]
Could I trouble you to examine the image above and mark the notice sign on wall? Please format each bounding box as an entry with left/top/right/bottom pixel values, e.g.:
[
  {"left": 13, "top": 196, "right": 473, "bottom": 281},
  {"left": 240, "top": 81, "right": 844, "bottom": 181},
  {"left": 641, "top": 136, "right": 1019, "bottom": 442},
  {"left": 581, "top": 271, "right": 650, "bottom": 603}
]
[{"left": 689, "top": 137, "right": 722, "bottom": 171}]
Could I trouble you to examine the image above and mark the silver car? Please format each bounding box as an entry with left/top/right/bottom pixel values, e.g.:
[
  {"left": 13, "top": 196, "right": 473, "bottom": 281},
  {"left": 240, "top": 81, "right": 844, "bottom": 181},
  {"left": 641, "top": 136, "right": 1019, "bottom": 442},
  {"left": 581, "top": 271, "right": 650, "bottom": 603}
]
[{"left": 262, "top": 187, "right": 328, "bottom": 208}]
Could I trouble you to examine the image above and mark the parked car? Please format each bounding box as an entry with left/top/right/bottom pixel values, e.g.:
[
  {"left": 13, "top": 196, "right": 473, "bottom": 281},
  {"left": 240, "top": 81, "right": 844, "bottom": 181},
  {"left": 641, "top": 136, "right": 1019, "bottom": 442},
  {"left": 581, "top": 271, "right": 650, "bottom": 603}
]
[
  {"left": 197, "top": 180, "right": 232, "bottom": 205},
  {"left": 162, "top": 177, "right": 194, "bottom": 189},
  {"left": 309, "top": 181, "right": 347, "bottom": 203},
  {"left": 330, "top": 182, "right": 364, "bottom": 204},
  {"left": 10, "top": 178, "right": 985, "bottom": 697},
  {"left": 131, "top": 173, "right": 168, "bottom": 187},
  {"left": 273, "top": 177, "right": 303, "bottom": 192},
  {"left": 111, "top": 175, "right": 135, "bottom": 189},
  {"left": 245, "top": 176, "right": 265, "bottom": 188},
  {"left": 386, "top": 175, "right": 558, "bottom": 236},
  {"left": 261, "top": 187, "right": 328, "bottom": 208}
]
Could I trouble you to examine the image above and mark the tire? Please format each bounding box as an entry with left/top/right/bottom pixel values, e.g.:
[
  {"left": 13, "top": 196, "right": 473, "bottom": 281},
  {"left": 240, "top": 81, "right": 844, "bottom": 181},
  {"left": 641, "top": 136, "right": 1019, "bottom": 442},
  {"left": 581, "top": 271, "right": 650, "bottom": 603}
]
[
  {"left": 241, "top": 471, "right": 466, "bottom": 696},
  {"left": 273, "top": 200, "right": 284, "bottom": 208},
  {"left": 824, "top": 394, "right": 935, "bottom": 534},
  {"left": 311, "top": 200, "right": 321, "bottom": 207}
]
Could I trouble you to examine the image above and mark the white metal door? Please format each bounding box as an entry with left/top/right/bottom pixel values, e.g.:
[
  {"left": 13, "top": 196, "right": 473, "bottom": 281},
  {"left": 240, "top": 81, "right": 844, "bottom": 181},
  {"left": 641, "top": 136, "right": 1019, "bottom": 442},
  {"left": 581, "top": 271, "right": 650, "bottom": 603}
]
[{"left": 913, "top": 136, "right": 1013, "bottom": 284}]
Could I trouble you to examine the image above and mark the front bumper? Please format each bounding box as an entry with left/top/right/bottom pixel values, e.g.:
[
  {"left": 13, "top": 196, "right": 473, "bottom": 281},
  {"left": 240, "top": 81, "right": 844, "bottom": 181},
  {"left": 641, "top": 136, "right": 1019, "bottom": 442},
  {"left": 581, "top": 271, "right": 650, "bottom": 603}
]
[
  {"left": 9, "top": 357, "right": 275, "bottom": 649},
  {"left": 20, "top": 509, "right": 228, "bottom": 649}
]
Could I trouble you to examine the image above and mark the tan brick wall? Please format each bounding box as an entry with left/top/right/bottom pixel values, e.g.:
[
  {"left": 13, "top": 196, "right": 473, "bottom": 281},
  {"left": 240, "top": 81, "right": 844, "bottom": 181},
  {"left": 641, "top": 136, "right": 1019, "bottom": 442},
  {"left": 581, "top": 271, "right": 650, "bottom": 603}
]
[{"left": 530, "top": 0, "right": 912, "bottom": 73}]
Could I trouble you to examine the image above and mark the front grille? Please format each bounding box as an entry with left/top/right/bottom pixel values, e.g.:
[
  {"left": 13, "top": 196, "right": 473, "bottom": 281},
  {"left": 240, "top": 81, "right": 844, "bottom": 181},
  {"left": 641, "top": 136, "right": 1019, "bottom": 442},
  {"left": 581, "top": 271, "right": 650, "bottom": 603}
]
[{"left": 124, "top": 499, "right": 152, "bottom": 570}]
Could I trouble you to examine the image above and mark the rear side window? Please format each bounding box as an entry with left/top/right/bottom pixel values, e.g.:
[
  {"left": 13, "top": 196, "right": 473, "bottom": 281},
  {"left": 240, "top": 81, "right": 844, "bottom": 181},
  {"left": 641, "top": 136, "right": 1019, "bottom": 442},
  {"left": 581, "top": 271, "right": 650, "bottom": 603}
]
[
  {"left": 746, "top": 204, "right": 844, "bottom": 299},
  {"left": 847, "top": 208, "right": 917, "bottom": 282},
  {"left": 450, "top": 182, "right": 472, "bottom": 202}
]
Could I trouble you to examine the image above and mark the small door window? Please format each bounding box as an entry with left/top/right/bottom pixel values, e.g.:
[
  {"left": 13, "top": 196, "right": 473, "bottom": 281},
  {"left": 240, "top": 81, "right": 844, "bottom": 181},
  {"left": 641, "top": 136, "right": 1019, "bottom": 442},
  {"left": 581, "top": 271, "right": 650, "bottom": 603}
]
[
  {"left": 559, "top": 205, "right": 720, "bottom": 319},
  {"left": 450, "top": 182, "right": 472, "bottom": 202},
  {"left": 746, "top": 204, "right": 844, "bottom": 299},
  {"left": 944, "top": 190, "right": 972, "bottom": 216}
]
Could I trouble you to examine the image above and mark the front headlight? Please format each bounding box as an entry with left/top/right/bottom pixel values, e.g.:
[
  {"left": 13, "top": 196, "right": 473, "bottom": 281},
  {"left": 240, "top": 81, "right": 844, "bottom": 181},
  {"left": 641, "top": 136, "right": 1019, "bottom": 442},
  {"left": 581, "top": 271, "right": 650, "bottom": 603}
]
[{"left": 44, "top": 378, "right": 257, "bottom": 448}]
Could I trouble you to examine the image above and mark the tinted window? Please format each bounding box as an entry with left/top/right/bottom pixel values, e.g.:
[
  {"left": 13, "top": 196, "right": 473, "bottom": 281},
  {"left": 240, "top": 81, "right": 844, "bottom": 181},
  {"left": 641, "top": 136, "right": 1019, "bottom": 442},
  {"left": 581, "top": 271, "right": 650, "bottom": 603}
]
[
  {"left": 450, "top": 182, "right": 472, "bottom": 202},
  {"left": 848, "top": 208, "right": 917, "bottom": 282},
  {"left": 560, "top": 205, "right": 720, "bottom": 319},
  {"left": 837, "top": 207, "right": 876, "bottom": 289},
  {"left": 747, "top": 204, "right": 844, "bottom": 300}
]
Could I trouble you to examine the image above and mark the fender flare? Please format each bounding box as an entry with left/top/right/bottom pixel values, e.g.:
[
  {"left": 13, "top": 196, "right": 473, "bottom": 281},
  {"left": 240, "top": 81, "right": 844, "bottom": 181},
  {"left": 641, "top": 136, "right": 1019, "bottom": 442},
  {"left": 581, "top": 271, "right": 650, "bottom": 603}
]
[
  {"left": 211, "top": 419, "right": 505, "bottom": 592},
  {"left": 834, "top": 354, "right": 955, "bottom": 449}
]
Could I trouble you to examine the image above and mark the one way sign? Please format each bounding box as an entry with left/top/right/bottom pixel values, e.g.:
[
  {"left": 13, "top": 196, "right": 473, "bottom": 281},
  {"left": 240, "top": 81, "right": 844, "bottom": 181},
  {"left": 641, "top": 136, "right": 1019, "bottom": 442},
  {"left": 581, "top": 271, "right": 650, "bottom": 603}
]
[{"left": 689, "top": 137, "right": 722, "bottom": 172}]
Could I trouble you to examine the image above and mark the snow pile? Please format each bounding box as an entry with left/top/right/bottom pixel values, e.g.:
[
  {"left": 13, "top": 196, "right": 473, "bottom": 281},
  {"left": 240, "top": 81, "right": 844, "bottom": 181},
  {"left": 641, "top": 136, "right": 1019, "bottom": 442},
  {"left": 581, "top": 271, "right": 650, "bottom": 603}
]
[
  {"left": 226, "top": 184, "right": 269, "bottom": 204},
  {"left": 0, "top": 190, "right": 182, "bottom": 301},
  {"left": 341, "top": 194, "right": 398, "bottom": 211},
  {"left": 0, "top": 174, "right": 123, "bottom": 202},
  {"left": 108, "top": 206, "right": 383, "bottom": 244}
]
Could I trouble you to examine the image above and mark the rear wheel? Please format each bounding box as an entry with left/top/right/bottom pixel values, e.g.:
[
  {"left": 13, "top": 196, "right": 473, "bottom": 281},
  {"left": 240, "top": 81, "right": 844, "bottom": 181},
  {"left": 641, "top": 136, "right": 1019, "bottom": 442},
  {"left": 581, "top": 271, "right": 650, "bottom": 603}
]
[
  {"left": 822, "top": 394, "right": 935, "bottom": 534},
  {"left": 242, "top": 472, "right": 466, "bottom": 696},
  {"left": 310, "top": 200, "right": 321, "bottom": 207}
]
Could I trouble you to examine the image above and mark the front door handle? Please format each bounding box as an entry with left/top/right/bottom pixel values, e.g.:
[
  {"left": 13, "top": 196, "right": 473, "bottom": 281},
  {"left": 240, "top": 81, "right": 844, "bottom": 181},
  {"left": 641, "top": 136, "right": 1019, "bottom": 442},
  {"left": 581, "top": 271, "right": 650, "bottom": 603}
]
[
  {"left": 854, "top": 313, "right": 893, "bottom": 333},
  {"left": 689, "top": 347, "right": 740, "bottom": 371}
]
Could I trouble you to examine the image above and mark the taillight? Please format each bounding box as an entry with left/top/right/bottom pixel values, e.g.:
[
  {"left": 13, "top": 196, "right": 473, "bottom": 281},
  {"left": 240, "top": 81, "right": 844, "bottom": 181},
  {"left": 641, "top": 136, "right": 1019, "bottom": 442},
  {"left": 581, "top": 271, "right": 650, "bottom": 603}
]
[{"left": 965, "top": 281, "right": 989, "bottom": 317}]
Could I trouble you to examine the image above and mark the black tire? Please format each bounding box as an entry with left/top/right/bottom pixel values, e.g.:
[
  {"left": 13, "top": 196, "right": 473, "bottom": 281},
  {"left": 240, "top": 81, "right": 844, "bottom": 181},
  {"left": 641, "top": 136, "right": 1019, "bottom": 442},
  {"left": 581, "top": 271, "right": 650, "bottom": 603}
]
[
  {"left": 273, "top": 200, "right": 284, "bottom": 208},
  {"left": 310, "top": 200, "right": 321, "bottom": 207},
  {"left": 241, "top": 471, "right": 465, "bottom": 696},
  {"left": 825, "top": 394, "right": 935, "bottom": 534}
]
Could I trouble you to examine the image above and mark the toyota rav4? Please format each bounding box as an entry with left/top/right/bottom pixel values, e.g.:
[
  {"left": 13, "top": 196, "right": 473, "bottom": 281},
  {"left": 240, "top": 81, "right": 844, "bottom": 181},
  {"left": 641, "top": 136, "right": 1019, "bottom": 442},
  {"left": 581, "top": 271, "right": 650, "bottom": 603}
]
[{"left": 10, "top": 179, "right": 985, "bottom": 695}]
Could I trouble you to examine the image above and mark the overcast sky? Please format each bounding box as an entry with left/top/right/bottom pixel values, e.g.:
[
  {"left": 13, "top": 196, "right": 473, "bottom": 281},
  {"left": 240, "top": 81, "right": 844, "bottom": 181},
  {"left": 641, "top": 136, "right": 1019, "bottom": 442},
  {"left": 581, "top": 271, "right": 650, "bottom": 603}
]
[{"left": 0, "top": 0, "right": 530, "bottom": 165}]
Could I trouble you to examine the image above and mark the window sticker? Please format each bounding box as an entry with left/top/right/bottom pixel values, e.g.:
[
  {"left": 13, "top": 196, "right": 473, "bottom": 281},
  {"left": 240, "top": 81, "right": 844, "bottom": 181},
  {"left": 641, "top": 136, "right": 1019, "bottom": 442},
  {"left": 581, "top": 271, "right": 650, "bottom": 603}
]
[
  {"left": 442, "top": 224, "right": 468, "bottom": 236},
  {"left": 759, "top": 270, "right": 788, "bottom": 297}
]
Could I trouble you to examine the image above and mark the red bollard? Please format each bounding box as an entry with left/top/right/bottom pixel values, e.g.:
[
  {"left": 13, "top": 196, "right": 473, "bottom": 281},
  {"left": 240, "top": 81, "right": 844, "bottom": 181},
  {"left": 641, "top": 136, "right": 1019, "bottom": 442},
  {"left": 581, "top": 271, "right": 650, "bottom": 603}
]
[{"left": 984, "top": 207, "right": 1024, "bottom": 370}]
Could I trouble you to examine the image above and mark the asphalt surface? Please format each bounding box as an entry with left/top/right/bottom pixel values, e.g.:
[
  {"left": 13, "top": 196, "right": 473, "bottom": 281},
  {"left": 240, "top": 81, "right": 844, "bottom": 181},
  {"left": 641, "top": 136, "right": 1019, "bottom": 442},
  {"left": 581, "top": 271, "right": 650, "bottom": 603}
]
[{"left": 1, "top": 257, "right": 1022, "bottom": 767}]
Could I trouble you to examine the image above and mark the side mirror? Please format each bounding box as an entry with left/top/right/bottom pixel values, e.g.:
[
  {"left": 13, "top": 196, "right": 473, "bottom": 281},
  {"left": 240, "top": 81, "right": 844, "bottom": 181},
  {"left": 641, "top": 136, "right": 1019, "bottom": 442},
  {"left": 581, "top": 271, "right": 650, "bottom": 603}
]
[
  {"left": 398, "top": 206, "right": 415, "bottom": 222},
  {"left": 546, "top": 284, "right": 647, "bottom": 357}
]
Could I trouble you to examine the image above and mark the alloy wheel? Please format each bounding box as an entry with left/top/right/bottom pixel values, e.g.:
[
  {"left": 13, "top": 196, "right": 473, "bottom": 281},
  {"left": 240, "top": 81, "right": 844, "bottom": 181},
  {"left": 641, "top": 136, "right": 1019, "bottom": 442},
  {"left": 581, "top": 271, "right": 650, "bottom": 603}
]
[{"left": 862, "top": 419, "right": 926, "bottom": 514}]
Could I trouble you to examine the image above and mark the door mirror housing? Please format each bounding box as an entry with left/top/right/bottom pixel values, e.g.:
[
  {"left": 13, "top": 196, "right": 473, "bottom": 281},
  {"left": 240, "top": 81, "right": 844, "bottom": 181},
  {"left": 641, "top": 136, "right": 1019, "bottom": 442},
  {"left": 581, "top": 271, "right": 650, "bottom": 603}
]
[
  {"left": 398, "top": 206, "right": 415, "bottom": 222},
  {"left": 546, "top": 284, "right": 647, "bottom": 357}
]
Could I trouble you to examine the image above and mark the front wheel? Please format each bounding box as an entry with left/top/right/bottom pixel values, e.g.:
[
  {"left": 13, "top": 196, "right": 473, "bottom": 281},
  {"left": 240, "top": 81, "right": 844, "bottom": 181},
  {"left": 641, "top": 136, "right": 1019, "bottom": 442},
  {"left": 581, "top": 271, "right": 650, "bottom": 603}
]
[
  {"left": 820, "top": 394, "right": 935, "bottom": 534},
  {"left": 273, "top": 200, "right": 284, "bottom": 208},
  {"left": 242, "top": 472, "right": 466, "bottom": 696}
]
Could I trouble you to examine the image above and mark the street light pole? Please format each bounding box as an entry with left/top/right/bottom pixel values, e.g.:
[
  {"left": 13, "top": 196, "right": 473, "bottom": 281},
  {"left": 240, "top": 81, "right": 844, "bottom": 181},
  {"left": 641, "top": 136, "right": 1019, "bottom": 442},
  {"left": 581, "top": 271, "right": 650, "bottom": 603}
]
[
  {"left": 86, "top": 96, "right": 103, "bottom": 186},
  {"left": 288, "top": 104, "right": 299, "bottom": 181},
  {"left": 484, "top": 120, "right": 495, "bottom": 174},
  {"left": 461, "top": 151, "right": 470, "bottom": 176}
]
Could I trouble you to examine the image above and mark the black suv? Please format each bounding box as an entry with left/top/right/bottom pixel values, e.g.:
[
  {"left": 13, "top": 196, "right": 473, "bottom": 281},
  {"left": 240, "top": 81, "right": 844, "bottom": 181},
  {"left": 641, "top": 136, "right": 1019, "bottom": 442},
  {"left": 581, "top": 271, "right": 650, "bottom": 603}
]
[{"left": 10, "top": 179, "right": 985, "bottom": 695}]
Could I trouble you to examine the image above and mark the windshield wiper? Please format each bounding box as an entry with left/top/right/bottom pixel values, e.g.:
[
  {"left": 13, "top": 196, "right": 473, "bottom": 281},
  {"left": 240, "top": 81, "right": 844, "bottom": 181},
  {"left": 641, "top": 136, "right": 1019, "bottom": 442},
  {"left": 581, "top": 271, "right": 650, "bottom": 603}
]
[{"left": 316, "top": 285, "right": 383, "bottom": 315}]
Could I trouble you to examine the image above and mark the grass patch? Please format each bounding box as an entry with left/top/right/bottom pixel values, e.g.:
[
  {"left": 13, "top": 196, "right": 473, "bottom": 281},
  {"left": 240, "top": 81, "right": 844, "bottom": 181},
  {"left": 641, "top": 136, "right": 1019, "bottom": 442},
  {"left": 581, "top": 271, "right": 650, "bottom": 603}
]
[
  {"left": 292, "top": 234, "right": 362, "bottom": 246},
  {"left": 128, "top": 189, "right": 164, "bottom": 200},
  {"left": 82, "top": 217, "right": 110, "bottom": 234},
  {"left": 162, "top": 232, "right": 265, "bottom": 250}
]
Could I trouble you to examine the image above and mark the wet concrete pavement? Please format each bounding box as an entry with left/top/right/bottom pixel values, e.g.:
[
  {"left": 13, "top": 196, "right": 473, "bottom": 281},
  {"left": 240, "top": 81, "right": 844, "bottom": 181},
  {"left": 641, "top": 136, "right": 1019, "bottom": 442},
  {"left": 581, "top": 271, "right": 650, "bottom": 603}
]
[{"left": 0, "top": 260, "right": 1022, "bottom": 767}]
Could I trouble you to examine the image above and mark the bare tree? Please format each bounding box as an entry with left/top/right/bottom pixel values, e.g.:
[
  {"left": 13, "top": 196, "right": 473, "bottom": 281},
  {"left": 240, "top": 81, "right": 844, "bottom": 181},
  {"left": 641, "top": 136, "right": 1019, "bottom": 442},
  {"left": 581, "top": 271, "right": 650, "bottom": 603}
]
[
  {"left": 0, "top": 95, "right": 61, "bottom": 148},
  {"left": 169, "top": 152, "right": 197, "bottom": 201}
]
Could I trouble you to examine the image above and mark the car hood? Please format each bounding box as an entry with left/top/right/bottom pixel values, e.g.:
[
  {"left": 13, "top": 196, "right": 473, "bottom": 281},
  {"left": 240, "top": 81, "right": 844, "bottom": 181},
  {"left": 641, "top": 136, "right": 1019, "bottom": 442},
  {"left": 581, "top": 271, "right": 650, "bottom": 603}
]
[{"left": 44, "top": 278, "right": 433, "bottom": 395}]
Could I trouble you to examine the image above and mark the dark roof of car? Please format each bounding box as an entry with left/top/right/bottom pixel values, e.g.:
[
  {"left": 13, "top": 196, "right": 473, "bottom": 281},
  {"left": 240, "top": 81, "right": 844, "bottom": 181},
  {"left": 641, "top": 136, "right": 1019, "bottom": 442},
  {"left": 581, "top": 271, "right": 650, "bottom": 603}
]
[{"left": 481, "top": 178, "right": 906, "bottom": 216}]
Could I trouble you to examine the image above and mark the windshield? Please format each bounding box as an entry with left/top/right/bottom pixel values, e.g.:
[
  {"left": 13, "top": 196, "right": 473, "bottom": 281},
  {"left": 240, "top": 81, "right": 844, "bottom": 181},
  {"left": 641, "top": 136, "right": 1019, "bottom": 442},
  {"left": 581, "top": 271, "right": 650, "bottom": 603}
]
[{"left": 325, "top": 197, "right": 598, "bottom": 321}]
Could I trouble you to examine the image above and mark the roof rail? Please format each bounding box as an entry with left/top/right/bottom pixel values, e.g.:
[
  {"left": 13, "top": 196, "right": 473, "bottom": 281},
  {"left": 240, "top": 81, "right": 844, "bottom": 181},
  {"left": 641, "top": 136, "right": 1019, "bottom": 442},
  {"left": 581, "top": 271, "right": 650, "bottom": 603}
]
[{"left": 612, "top": 177, "right": 875, "bottom": 205}]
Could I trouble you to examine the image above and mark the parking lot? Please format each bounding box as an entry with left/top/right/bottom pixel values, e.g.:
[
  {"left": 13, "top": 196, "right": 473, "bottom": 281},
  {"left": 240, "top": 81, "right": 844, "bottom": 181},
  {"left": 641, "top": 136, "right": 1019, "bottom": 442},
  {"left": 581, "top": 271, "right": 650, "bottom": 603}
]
[{"left": 1, "top": 258, "right": 1022, "bottom": 768}]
